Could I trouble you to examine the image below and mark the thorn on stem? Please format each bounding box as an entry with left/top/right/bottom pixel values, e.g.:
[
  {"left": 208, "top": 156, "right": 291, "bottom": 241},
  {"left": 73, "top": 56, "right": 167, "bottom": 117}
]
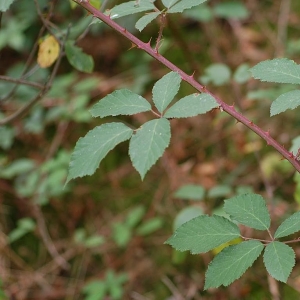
[
  {"left": 188, "top": 71, "right": 195, "bottom": 79},
  {"left": 228, "top": 104, "right": 236, "bottom": 111},
  {"left": 146, "top": 37, "right": 152, "bottom": 46}
]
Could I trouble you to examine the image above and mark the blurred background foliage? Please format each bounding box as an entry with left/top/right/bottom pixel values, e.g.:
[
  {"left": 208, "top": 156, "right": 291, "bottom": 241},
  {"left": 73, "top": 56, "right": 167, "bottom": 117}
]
[{"left": 1, "top": 0, "right": 300, "bottom": 299}]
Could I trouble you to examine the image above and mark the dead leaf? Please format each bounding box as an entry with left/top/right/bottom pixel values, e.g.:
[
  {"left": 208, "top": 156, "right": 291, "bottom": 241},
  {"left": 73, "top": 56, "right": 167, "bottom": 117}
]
[{"left": 37, "top": 35, "right": 60, "bottom": 68}]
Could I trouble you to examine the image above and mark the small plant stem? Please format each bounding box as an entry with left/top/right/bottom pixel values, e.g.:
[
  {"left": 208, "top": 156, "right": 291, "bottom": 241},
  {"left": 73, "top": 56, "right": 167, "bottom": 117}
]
[
  {"left": 75, "top": 1, "right": 300, "bottom": 173},
  {"left": 155, "top": 13, "right": 166, "bottom": 52},
  {"left": 241, "top": 236, "right": 271, "bottom": 244}
]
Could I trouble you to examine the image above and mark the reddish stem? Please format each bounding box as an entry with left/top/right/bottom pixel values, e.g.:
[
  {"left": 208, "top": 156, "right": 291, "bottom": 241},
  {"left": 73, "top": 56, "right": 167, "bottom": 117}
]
[{"left": 75, "top": 1, "right": 300, "bottom": 173}]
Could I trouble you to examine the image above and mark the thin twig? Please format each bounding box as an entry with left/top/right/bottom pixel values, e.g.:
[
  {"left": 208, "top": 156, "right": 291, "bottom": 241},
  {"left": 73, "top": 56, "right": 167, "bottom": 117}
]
[
  {"left": 32, "top": 204, "right": 70, "bottom": 270},
  {"left": 162, "top": 276, "right": 185, "bottom": 300},
  {"left": 0, "top": 75, "right": 44, "bottom": 89},
  {"left": 275, "top": 0, "right": 290, "bottom": 57}
]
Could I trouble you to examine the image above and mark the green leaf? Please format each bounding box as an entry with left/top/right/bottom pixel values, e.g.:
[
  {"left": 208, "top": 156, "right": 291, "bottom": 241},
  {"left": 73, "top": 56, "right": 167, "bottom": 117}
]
[
  {"left": 112, "top": 222, "right": 132, "bottom": 247},
  {"left": 136, "top": 217, "right": 163, "bottom": 235},
  {"left": 213, "top": 1, "right": 249, "bottom": 20},
  {"left": 263, "top": 241, "right": 295, "bottom": 282},
  {"left": 0, "top": 126, "right": 14, "bottom": 150},
  {"left": 200, "top": 63, "right": 231, "bottom": 86},
  {"left": 164, "top": 93, "right": 218, "bottom": 118},
  {"left": 129, "top": 118, "right": 171, "bottom": 180},
  {"left": 162, "top": 0, "right": 180, "bottom": 8},
  {"left": 250, "top": 58, "right": 300, "bottom": 84},
  {"left": 290, "top": 135, "right": 300, "bottom": 156},
  {"left": 183, "top": 5, "right": 212, "bottom": 22},
  {"left": 109, "top": 0, "right": 155, "bottom": 19},
  {"left": 275, "top": 211, "right": 300, "bottom": 238},
  {"left": 85, "top": 235, "right": 105, "bottom": 248},
  {"left": 82, "top": 280, "right": 106, "bottom": 300},
  {"left": 9, "top": 218, "right": 36, "bottom": 243},
  {"left": 204, "top": 240, "right": 264, "bottom": 289},
  {"left": 67, "top": 123, "right": 133, "bottom": 183},
  {"left": 174, "top": 184, "right": 205, "bottom": 200},
  {"left": 0, "top": 0, "right": 15, "bottom": 12},
  {"left": 208, "top": 185, "right": 232, "bottom": 198},
  {"left": 125, "top": 206, "right": 146, "bottom": 228},
  {"left": 65, "top": 41, "right": 94, "bottom": 73},
  {"left": 90, "top": 89, "right": 151, "bottom": 118},
  {"left": 165, "top": 215, "right": 240, "bottom": 254},
  {"left": 135, "top": 12, "right": 161, "bottom": 32},
  {"left": 233, "top": 63, "right": 251, "bottom": 83},
  {"left": 224, "top": 194, "right": 270, "bottom": 230},
  {"left": 173, "top": 206, "right": 203, "bottom": 230},
  {"left": 168, "top": 0, "right": 207, "bottom": 13},
  {"left": 0, "top": 159, "right": 36, "bottom": 179},
  {"left": 152, "top": 72, "right": 181, "bottom": 113},
  {"left": 270, "top": 90, "right": 300, "bottom": 116}
]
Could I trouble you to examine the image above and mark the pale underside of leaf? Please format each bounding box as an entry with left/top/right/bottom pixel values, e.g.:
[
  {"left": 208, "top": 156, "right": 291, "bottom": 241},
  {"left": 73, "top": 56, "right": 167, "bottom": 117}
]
[
  {"left": 129, "top": 118, "right": 171, "bottom": 180},
  {"left": 224, "top": 194, "right": 270, "bottom": 230},
  {"left": 135, "top": 12, "right": 161, "bottom": 32},
  {"left": 0, "top": 0, "right": 15, "bottom": 12},
  {"left": 275, "top": 211, "right": 300, "bottom": 239},
  {"left": 165, "top": 215, "right": 240, "bottom": 254},
  {"left": 263, "top": 241, "right": 295, "bottom": 282},
  {"left": 67, "top": 123, "right": 133, "bottom": 183},
  {"left": 152, "top": 71, "right": 181, "bottom": 113},
  {"left": 90, "top": 89, "right": 151, "bottom": 118},
  {"left": 250, "top": 58, "right": 300, "bottom": 84},
  {"left": 204, "top": 240, "right": 264, "bottom": 289},
  {"left": 270, "top": 90, "right": 300, "bottom": 116},
  {"left": 168, "top": 0, "right": 207, "bottom": 13},
  {"left": 164, "top": 93, "right": 218, "bottom": 118}
]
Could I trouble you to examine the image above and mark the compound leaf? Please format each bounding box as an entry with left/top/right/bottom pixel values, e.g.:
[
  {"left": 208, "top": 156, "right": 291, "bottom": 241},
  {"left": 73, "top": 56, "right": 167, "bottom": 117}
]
[
  {"left": 67, "top": 123, "right": 133, "bottom": 183},
  {"left": 168, "top": 0, "right": 207, "bottom": 13},
  {"left": 152, "top": 72, "right": 181, "bottom": 113},
  {"left": 65, "top": 41, "right": 94, "bottom": 73},
  {"left": 204, "top": 240, "right": 264, "bottom": 289},
  {"left": 250, "top": 58, "right": 300, "bottom": 84},
  {"left": 263, "top": 241, "right": 295, "bottom": 282},
  {"left": 164, "top": 93, "right": 218, "bottom": 118},
  {"left": 270, "top": 90, "right": 300, "bottom": 116},
  {"left": 129, "top": 118, "right": 171, "bottom": 180},
  {"left": 165, "top": 215, "right": 240, "bottom": 254},
  {"left": 109, "top": 0, "right": 155, "bottom": 19},
  {"left": 135, "top": 12, "right": 161, "bottom": 31},
  {"left": 224, "top": 194, "right": 270, "bottom": 230},
  {"left": 275, "top": 211, "right": 300, "bottom": 239},
  {"left": 90, "top": 89, "right": 151, "bottom": 118}
]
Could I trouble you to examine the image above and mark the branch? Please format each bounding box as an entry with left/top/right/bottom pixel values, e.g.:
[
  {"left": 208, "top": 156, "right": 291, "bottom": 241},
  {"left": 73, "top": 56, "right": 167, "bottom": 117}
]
[
  {"left": 74, "top": 0, "right": 300, "bottom": 173},
  {"left": 0, "top": 76, "right": 44, "bottom": 89}
]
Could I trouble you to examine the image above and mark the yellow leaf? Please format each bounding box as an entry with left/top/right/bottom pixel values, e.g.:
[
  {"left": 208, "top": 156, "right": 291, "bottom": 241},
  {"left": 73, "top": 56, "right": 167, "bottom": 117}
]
[
  {"left": 90, "top": 0, "right": 101, "bottom": 9},
  {"left": 37, "top": 35, "right": 60, "bottom": 68},
  {"left": 212, "top": 237, "right": 243, "bottom": 255}
]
